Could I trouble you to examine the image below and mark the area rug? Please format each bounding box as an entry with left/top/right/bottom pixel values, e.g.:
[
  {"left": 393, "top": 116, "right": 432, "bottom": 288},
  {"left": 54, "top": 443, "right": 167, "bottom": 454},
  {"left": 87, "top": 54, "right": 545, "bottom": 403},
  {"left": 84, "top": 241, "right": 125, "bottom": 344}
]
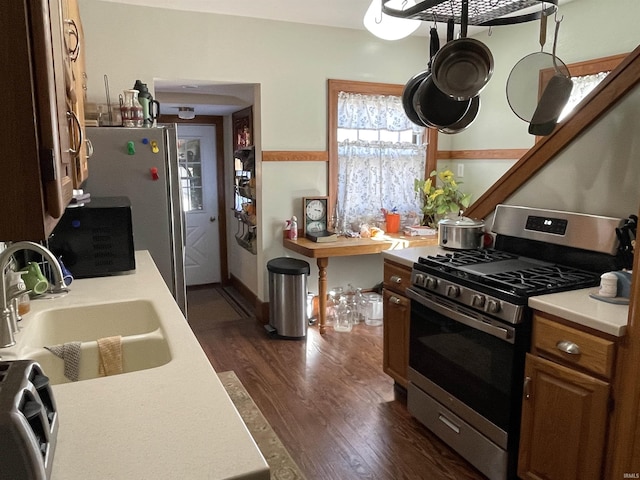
[
  {"left": 187, "top": 285, "right": 244, "bottom": 330},
  {"left": 218, "top": 371, "right": 306, "bottom": 480}
]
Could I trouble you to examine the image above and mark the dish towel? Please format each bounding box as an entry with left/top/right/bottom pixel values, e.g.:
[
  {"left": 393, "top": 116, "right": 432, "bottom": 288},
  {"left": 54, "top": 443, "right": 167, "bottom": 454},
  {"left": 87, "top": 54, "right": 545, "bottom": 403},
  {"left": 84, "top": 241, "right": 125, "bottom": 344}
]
[
  {"left": 44, "top": 342, "right": 82, "bottom": 382},
  {"left": 97, "top": 335, "right": 123, "bottom": 377}
]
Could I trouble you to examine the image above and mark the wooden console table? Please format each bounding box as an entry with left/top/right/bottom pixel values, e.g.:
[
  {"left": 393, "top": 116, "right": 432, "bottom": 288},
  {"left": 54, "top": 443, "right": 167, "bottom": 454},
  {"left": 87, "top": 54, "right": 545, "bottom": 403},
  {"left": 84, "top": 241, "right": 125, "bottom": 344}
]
[{"left": 283, "top": 234, "right": 437, "bottom": 333}]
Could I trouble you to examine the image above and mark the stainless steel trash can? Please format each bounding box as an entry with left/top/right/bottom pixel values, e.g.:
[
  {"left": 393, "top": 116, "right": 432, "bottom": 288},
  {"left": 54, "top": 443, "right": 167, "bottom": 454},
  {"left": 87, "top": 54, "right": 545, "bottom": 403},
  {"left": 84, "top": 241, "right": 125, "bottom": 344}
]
[{"left": 267, "top": 257, "right": 310, "bottom": 338}]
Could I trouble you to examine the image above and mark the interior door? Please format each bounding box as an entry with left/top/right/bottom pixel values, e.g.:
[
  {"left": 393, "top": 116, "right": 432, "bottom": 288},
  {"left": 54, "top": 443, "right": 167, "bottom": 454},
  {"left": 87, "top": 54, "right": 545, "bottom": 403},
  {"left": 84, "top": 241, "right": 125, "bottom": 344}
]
[{"left": 177, "top": 125, "right": 220, "bottom": 285}]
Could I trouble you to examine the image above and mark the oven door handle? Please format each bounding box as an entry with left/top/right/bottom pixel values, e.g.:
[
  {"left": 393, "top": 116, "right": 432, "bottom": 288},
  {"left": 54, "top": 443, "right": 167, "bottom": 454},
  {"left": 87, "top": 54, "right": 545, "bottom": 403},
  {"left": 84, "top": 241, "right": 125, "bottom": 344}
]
[{"left": 406, "top": 288, "right": 514, "bottom": 343}]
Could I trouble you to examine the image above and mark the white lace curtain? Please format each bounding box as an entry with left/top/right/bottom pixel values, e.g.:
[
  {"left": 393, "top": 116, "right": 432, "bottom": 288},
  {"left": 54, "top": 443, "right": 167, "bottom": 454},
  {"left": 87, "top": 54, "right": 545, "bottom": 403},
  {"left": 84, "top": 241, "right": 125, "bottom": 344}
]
[
  {"left": 337, "top": 91, "right": 425, "bottom": 228},
  {"left": 337, "top": 92, "right": 419, "bottom": 131}
]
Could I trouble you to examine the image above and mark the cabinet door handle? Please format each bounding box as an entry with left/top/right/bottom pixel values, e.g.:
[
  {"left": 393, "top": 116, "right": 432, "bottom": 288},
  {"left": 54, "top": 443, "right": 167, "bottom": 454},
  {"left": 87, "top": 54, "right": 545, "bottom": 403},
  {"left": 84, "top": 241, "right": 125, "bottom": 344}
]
[
  {"left": 390, "top": 275, "right": 403, "bottom": 284},
  {"left": 556, "top": 340, "right": 581, "bottom": 355},
  {"left": 64, "top": 19, "right": 80, "bottom": 61},
  {"left": 389, "top": 296, "right": 401, "bottom": 305},
  {"left": 67, "top": 110, "right": 83, "bottom": 156},
  {"left": 523, "top": 376, "right": 531, "bottom": 400}
]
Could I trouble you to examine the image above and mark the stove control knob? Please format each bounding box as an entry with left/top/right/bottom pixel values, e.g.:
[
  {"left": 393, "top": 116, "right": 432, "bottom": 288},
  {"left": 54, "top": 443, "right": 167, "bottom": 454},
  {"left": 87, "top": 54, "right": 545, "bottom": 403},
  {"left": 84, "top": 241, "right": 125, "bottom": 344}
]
[
  {"left": 425, "top": 277, "right": 438, "bottom": 289},
  {"left": 471, "top": 294, "right": 486, "bottom": 308},
  {"left": 487, "top": 299, "right": 501, "bottom": 314},
  {"left": 413, "top": 273, "right": 425, "bottom": 286},
  {"left": 446, "top": 285, "right": 460, "bottom": 298}
]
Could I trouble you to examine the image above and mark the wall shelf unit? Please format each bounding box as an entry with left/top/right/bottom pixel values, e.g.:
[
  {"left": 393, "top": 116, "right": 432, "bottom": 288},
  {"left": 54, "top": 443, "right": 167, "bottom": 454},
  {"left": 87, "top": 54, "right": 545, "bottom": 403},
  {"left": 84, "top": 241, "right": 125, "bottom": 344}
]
[{"left": 233, "top": 145, "right": 256, "bottom": 255}]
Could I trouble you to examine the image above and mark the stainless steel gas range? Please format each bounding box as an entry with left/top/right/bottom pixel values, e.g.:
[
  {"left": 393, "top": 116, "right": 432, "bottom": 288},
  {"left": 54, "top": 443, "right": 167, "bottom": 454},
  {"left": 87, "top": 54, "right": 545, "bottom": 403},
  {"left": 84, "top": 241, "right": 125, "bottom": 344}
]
[{"left": 406, "top": 205, "right": 625, "bottom": 480}]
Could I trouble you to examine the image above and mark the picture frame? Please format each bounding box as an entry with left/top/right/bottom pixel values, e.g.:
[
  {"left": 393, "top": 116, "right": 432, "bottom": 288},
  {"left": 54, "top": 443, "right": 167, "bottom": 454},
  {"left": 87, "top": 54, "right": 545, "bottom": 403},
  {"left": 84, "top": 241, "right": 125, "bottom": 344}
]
[{"left": 232, "top": 106, "right": 253, "bottom": 152}]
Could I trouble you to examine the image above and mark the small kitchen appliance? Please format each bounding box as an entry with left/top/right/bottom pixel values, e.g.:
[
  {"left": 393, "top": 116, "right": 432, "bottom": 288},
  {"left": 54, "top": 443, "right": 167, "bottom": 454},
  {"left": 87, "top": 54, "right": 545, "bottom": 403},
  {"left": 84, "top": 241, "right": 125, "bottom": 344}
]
[
  {"left": 0, "top": 360, "right": 59, "bottom": 480},
  {"left": 406, "top": 205, "right": 625, "bottom": 480},
  {"left": 48, "top": 196, "right": 136, "bottom": 279}
]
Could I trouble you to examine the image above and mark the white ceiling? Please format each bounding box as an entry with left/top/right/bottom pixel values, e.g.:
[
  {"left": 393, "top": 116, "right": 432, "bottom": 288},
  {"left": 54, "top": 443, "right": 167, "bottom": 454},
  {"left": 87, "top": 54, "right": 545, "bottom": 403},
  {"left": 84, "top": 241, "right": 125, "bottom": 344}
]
[
  {"left": 105, "top": 0, "right": 573, "bottom": 116},
  {"left": 100, "top": 0, "right": 382, "bottom": 32}
]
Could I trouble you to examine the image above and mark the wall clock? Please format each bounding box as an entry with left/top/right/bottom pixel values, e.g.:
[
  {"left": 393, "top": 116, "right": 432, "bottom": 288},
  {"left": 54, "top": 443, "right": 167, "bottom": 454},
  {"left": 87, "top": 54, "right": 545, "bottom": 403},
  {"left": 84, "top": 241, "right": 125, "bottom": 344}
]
[{"left": 302, "top": 196, "right": 329, "bottom": 235}]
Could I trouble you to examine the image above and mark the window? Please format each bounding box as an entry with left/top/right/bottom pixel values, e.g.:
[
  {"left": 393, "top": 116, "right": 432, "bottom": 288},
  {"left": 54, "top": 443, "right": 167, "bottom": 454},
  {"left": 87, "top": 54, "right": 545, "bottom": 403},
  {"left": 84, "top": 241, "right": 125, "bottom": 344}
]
[
  {"left": 177, "top": 138, "right": 203, "bottom": 212},
  {"left": 328, "top": 80, "right": 427, "bottom": 232}
]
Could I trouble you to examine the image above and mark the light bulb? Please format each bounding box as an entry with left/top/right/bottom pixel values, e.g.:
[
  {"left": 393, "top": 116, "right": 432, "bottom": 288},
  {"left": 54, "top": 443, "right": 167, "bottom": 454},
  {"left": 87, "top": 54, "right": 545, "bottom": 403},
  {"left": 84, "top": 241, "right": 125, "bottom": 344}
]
[{"left": 363, "top": 0, "right": 421, "bottom": 41}]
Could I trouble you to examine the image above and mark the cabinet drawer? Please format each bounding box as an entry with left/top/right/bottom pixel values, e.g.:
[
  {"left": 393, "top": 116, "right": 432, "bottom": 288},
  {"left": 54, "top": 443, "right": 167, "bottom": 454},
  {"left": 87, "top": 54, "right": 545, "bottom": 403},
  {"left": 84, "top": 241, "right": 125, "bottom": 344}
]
[
  {"left": 533, "top": 315, "right": 616, "bottom": 379},
  {"left": 383, "top": 261, "right": 412, "bottom": 295}
]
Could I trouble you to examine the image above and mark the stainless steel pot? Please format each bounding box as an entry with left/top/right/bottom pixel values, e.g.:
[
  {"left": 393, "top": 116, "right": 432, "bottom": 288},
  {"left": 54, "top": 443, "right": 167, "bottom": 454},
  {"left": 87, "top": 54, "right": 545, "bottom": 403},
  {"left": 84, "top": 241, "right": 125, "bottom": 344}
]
[{"left": 438, "top": 216, "right": 485, "bottom": 250}]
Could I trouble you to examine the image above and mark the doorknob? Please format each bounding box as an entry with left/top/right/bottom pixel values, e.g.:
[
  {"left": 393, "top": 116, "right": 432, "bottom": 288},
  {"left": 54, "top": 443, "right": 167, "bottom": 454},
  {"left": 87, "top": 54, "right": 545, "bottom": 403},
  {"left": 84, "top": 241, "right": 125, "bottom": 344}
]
[{"left": 210, "top": 216, "right": 216, "bottom": 222}]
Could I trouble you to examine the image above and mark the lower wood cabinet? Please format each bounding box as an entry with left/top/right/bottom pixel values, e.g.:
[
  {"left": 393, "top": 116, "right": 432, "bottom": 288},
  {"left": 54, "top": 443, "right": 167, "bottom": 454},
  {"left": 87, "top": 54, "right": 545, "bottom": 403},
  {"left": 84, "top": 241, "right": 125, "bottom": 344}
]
[
  {"left": 382, "top": 288, "right": 410, "bottom": 388},
  {"left": 382, "top": 260, "right": 413, "bottom": 388},
  {"left": 518, "top": 312, "right": 617, "bottom": 480}
]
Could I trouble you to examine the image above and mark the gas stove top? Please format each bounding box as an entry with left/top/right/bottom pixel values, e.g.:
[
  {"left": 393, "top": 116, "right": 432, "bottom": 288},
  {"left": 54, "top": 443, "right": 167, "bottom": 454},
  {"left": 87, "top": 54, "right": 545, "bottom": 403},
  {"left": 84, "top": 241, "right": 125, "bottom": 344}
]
[
  {"left": 408, "top": 205, "right": 625, "bottom": 323},
  {"left": 417, "top": 250, "right": 601, "bottom": 299}
]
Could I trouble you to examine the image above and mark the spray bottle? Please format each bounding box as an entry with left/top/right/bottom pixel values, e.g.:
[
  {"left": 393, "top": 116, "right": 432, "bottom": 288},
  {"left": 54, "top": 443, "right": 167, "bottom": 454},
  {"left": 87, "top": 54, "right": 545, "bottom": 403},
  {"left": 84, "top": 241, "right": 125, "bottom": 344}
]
[{"left": 289, "top": 216, "right": 298, "bottom": 240}]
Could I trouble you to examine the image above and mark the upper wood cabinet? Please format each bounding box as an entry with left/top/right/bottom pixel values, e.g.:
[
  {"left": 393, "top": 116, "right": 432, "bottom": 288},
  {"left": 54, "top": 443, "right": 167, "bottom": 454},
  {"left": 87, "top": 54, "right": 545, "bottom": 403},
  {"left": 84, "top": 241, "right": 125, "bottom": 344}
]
[
  {"left": 0, "top": 0, "right": 75, "bottom": 241},
  {"left": 62, "top": 0, "right": 89, "bottom": 187}
]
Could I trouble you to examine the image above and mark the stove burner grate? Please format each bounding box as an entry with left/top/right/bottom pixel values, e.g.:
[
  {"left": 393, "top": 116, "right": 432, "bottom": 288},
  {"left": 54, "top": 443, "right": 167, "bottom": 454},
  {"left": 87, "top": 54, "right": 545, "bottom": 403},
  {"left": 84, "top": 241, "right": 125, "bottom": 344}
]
[
  {"left": 421, "top": 250, "right": 518, "bottom": 267},
  {"left": 484, "top": 265, "right": 600, "bottom": 295}
]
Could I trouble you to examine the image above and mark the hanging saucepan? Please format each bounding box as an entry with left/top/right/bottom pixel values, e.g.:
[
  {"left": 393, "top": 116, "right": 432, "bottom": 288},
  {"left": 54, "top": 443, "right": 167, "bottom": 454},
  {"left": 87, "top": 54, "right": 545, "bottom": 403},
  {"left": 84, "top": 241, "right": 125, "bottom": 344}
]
[
  {"left": 402, "top": 27, "right": 440, "bottom": 127},
  {"left": 528, "top": 16, "right": 574, "bottom": 136},
  {"left": 413, "top": 19, "right": 472, "bottom": 130},
  {"left": 506, "top": 12, "right": 570, "bottom": 124},
  {"left": 431, "top": 0, "right": 494, "bottom": 101}
]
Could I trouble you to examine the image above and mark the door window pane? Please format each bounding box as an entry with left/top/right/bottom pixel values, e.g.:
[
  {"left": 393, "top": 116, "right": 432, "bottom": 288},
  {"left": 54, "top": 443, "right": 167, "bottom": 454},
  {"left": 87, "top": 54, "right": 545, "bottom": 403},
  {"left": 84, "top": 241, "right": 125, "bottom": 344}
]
[{"left": 178, "top": 138, "right": 203, "bottom": 211}]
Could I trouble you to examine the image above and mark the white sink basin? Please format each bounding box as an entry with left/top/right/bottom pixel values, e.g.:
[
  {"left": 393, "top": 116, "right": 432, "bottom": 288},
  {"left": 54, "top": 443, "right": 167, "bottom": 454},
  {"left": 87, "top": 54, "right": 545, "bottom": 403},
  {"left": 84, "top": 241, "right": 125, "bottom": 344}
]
[
  {"left": 29, "top": 331, "right": 171, "bottom": 385},
  {"left": 21, "top": 300, "right": 163, "bottom": 347},
  {"left": 8, "top": 300, "right": 172, "bottom": 384}
]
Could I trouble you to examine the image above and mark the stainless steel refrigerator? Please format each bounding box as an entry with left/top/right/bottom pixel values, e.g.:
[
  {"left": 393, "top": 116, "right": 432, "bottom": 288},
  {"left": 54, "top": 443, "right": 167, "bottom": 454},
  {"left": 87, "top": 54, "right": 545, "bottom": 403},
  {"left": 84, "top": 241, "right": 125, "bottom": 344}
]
[{"left": 84, "top": 126, "right": 186, "bottom": 315}]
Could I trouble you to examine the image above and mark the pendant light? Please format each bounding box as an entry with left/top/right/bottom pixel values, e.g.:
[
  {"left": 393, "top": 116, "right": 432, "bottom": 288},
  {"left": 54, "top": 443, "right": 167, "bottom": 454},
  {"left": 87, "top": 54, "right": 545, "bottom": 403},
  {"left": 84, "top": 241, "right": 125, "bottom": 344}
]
[
  {"left": 363, "top": 0, "right": 421, "bottom": 41},
  {"left": 177, "top": 107, "right": 195, "bottom": 120}
]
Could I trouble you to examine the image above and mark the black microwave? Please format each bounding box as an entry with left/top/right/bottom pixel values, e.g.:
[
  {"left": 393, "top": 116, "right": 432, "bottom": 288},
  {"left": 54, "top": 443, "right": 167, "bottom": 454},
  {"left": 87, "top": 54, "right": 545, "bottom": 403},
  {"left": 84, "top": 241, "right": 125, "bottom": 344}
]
[{"left": 48, "top": 196, "right": 136, "bottom": 278}]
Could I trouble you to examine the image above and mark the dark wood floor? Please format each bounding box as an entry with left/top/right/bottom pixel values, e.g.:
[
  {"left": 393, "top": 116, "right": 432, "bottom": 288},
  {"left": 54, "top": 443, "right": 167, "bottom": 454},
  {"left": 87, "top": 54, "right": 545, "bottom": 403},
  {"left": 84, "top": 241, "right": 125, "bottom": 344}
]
[{"left": 188, "top": 288, "right": 485, "bottom": 480}]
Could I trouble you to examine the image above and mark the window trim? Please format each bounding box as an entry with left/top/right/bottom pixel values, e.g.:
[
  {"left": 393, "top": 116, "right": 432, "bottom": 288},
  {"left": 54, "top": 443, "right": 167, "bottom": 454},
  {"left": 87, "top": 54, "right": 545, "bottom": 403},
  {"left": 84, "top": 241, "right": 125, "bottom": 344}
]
[{"left": 327, "top": 79, "right": 434, "bottom": 221}]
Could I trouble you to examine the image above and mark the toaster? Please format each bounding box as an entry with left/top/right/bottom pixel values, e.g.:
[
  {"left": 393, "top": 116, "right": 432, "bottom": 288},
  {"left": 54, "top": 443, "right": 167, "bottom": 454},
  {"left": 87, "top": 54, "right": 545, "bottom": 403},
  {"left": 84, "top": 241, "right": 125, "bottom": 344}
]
[{"left": 0, "top": 360, "right": 59, "bottom": 480}]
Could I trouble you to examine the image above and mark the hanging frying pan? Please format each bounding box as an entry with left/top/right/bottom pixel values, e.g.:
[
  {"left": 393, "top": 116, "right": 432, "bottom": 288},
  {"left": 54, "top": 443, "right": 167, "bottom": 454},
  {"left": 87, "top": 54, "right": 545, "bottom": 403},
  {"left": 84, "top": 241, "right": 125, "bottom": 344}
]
[
  {"left": 431, "top": 0, "right": 493, "bottom": 101},
  {"left": 528, "top": 16, "right": 574, "bottom": 135},
  {"left": 413, "top": 19, "right": 472, "bottom": 130},
  {"left": 402, "top": 27, "right": 440, "bottom": 127},
  {"left": 506, "top": 11, "right": 570, "bottom": 123},
  {"left": 436, "top": 19, "right": 481, "bottom": 134},
  {"left": 439, "top": 94, "right": 480, "bottom": 134}
]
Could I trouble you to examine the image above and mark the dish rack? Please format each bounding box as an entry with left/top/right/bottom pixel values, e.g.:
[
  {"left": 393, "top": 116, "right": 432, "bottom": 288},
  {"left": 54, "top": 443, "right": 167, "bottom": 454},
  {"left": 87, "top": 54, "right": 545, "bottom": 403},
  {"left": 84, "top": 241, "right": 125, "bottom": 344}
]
[{"left": 382, "top": 0, "right": 557, "bottom": 26}]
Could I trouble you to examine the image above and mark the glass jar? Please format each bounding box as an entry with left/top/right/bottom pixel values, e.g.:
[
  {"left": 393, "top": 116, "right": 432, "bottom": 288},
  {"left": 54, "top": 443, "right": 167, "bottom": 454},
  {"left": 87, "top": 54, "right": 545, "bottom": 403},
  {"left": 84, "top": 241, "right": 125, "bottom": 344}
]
[
  {"left": 120, "top": 89, "right": 144, "bottom": 127},
  {"left": 325, "top": 286, "right": 343, "bottom": 327},
  {"left": 334, "top": 297, "right": 353, "bottom": 332}
]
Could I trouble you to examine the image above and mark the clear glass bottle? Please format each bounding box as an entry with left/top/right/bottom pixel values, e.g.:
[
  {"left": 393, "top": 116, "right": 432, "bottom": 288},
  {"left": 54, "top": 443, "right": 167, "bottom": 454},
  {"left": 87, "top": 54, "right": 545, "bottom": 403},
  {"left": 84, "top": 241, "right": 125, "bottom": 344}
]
[
  {"left": 325, "top": 286, "right": 343, "bottom": 327},
  {"left": 334, "top": 297, "right": 353, "bottom": 332},
  {"left": 120, "top": 89, "right": 144, "bottom": 127}
]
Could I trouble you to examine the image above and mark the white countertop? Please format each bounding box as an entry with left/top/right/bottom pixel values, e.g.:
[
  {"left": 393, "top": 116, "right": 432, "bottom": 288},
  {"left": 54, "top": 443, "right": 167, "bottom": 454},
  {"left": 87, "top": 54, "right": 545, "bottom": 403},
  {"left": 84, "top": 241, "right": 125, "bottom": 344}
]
[
  {"left": 4, "top": 251, "right": 269, "bottom": 480},
  {"left": 529, "top": 288, "right": 629, "bottom": 337},
  {"left": 382, "top": 245, "right": 447, "bottom": 268},
  {"left": 382, "top": 246, "right": 630, "bottom": 337}
]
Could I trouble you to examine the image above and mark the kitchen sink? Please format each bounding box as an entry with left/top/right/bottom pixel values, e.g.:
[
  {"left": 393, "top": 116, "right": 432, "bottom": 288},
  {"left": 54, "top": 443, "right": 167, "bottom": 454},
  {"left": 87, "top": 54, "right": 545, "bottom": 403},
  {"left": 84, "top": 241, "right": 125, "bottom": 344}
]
[
  {"left": 5, "top": 300, "right": 172, "bottom": 385},
  {"left": 20, "top": 300, "right": 163, "bottom": 347},
  {"left": 26, "top": 331, "right": 171, "bottom": 385}
]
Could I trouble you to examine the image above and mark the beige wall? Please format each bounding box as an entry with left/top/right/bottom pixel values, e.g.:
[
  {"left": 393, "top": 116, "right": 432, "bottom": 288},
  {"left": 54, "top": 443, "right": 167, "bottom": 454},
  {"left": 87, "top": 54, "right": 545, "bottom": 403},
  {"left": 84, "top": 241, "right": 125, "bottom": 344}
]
[{"left": 79, "top": 0, "right": 640, "bottom": 301}]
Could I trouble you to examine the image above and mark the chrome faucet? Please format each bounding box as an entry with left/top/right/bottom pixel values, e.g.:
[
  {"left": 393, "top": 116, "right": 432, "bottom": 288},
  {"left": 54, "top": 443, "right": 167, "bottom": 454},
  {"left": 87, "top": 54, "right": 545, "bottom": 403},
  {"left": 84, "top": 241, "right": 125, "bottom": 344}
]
[{"left": 0, "top": 241, "right": 68, "bottom": 348}]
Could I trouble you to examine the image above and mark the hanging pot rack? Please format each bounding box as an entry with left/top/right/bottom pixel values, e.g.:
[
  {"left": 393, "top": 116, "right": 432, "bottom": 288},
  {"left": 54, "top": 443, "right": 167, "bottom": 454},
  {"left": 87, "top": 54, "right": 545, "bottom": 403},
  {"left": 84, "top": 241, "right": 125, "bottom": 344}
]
[{"left": 382, "top": 0, "right": 557, "bottom": 26}]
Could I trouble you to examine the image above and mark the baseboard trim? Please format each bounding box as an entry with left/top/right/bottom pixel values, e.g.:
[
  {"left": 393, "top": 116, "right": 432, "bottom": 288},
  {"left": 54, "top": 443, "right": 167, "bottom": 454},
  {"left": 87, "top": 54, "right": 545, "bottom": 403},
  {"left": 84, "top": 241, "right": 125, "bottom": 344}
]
[{"left": 229, "top": 274, "right": 269, "bottom": 324}]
